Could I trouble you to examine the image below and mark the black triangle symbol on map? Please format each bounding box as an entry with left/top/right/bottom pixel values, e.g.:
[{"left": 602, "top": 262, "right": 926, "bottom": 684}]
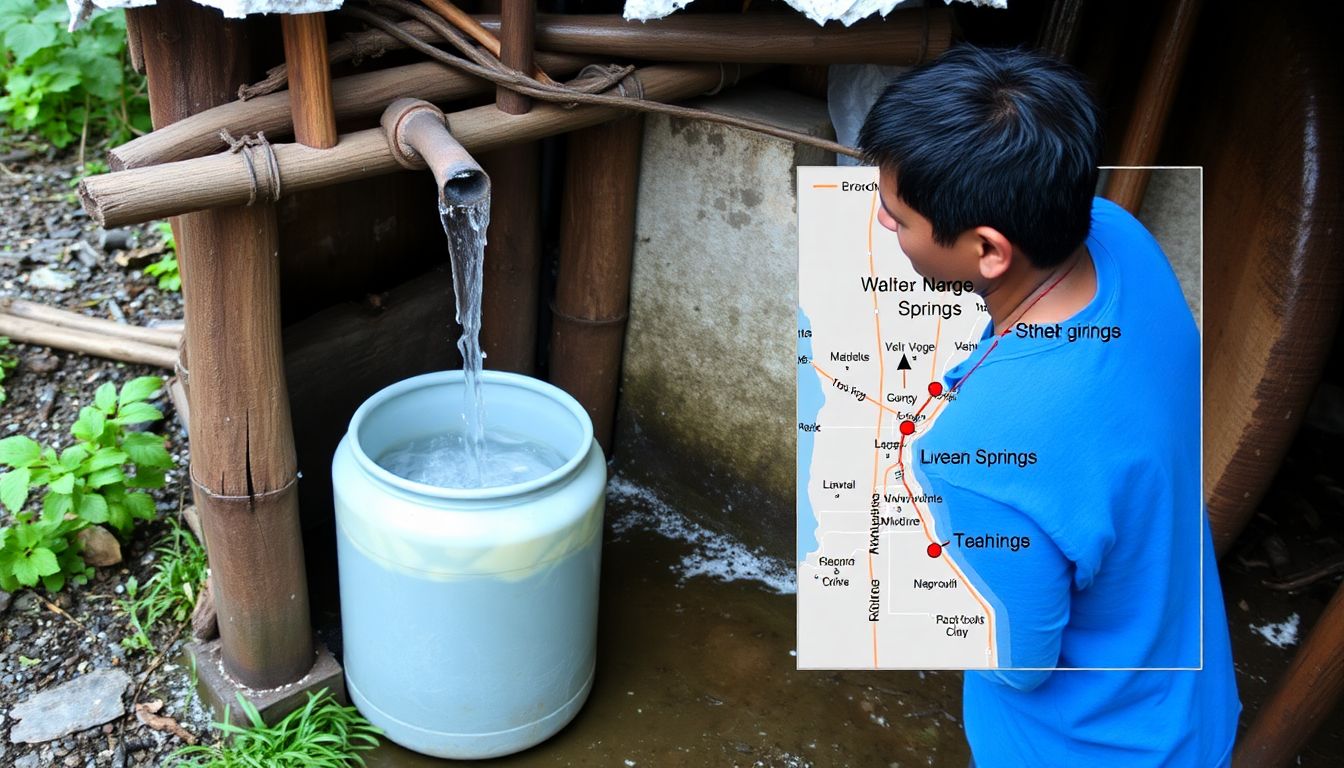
[{"left": 896, "top": 354, "right": 912, "bottom": 371}]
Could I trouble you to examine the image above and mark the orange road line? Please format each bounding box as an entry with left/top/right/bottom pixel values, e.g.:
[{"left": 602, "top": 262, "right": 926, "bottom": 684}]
[
  {"left": 866, "top": 188, "right": 883, "bottom": 670},
  {"left": 893, "top": 433, "right": 997, "bottom": 664},
  {"left": 812, "top": 362, "right": 907, "bottom": 419},
  {"left": 813, "top": 183, "right": 839, "bottom": 188}
]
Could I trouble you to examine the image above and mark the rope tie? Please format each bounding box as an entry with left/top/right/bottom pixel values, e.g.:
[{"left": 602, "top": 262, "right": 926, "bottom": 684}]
[{"left": 219, "top": 129, "right": 283, "bottom": 205}]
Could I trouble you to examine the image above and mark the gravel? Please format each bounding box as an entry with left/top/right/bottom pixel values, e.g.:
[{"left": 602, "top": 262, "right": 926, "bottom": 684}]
[{"left": 2, "top": 143, "right": 211, "bottom": 766}]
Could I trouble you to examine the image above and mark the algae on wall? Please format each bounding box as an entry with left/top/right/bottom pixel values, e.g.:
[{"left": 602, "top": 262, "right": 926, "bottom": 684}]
[{"left": 616, "top": 86, "right": 836, "bottom": 556}]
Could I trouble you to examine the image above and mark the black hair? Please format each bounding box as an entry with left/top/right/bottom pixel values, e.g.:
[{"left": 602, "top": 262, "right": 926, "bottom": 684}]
[{"left": 857, "top": 44, "right": 1101, "bottom": 269}]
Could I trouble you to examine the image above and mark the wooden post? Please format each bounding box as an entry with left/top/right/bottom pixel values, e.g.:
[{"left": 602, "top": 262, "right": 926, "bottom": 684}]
[
  {"left": 476, "top": 0, "right": 541, "bottom": 374},
  {"left": 1234, "top": 583, "right": 1344, "bottom": 767},
  {"left": 549, "top": 117, "right": 644, "bottom": 454},
  {"left": 1102, "top": 0, "right": 1202, "bottom": 212},
  {"left": 130, "top": 0, "right": 314, "bottom": 691},
  {"left": 280, "top": 14, "right": 338, "bottom": 149},
  {"left": 495, "top": 0, "right": 534, "bottom": 115}
]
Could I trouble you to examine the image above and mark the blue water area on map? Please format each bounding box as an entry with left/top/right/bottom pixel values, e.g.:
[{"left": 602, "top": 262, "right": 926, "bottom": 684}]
[{"left": 797, "top": 307, "right": 823, "bottom": 563}]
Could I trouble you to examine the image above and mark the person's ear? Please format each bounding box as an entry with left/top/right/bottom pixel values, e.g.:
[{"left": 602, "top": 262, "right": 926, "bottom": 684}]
[{"left": 972, "top": 226, "right": 1013, "bottom": 281}]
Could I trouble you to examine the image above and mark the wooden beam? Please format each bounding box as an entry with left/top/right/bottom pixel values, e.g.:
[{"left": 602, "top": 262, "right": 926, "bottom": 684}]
[
  {"left": 83, "top": 63, "right": 752, "bottom": 228},
  {"left": 280, "top": 13, "right": 339, "bottom": 149}
]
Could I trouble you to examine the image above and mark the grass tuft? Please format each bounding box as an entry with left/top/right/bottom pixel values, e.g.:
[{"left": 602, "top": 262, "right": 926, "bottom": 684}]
[
  {"left": 170, "top": 690, "right": 382, "bottom": 768},
  {"left": 118, "top": 516, "right": 207, "bottom": 652}
]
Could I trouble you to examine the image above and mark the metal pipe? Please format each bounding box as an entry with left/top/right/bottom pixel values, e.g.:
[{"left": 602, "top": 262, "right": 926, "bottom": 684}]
[{"left": 381, "top": 98, "right": 490, "bottom": 208}]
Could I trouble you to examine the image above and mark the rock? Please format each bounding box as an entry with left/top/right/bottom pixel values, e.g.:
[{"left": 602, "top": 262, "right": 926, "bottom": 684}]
[
  {"left": 26, "top": 352, "right": 62, "bottom": 375},
  {"left": 9, "top": 670, "right": 132, "bottom": 744},
  {"left": 75, "top": 526, "right": 122, "bottom": 567},
  {"left": 14, "top": 752, "right": 39, "bottom": 768},
  {"left": 0, "top": 590, "right": 10, "bottom": 613},
  {"left": 25, "top": 267, "right": 76, "bottom": 292},
  {"left": 96, "top": 229, "right": 134, "bottom": 253},
  {"left": 12, "top": 591, "right": 39, "bottom": 613},
  {"left": 68, "top": 241, "right": 100, "bottom": 269}
]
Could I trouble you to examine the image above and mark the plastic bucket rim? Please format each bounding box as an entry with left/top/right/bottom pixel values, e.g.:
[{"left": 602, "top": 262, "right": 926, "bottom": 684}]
[{"left": 346, "top": 370, "right": 594, "bottom": 501}]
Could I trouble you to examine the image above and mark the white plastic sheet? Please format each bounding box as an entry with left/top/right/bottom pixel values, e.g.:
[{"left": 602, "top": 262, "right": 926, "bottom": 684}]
[{"left": 624, "top": 0, "right": 1006, "bottom": 27}]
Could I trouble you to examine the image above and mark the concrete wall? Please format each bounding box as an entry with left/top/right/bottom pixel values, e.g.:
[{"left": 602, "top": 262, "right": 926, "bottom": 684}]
[{"left": 615, "top": 85, "right": 834, "bottom": 554}]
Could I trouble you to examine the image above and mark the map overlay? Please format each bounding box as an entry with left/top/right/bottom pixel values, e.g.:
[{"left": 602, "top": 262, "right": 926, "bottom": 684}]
[{"left": 796, "top": 166, "right": 998, "bottom": 669}]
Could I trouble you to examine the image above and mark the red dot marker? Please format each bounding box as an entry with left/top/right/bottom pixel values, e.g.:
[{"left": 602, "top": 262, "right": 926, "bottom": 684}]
[
  {"left": 928, "top": 381, "right": 944, "bottom": 397},
  {"left": 926, "top": 542, "right": 942, "bottom": 558},
  {"left": 899, "top": 420, "right": 916, "bottom": 435}
]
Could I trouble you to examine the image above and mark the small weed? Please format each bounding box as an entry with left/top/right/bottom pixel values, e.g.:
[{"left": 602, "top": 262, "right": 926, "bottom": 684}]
[
  {"left": 118, "top": 516, "right": 206, "bottom": 653},
  {"left": 144, "top": 221, "right": 180, "bottom": 292},
  {"left": 18, "top": 654, "right": 40, "bottom": 668},
  {"left": 171, "top": 690, "right": 381, "bottom": 768},
  {"left": 0, "top": 375, "right": 174, "bottom": 592},
  {"left": 0, "top": 336, "right": 16, "bottom": 404},
  {"left": 0, "top": 0, "right": 150, "bottom": 149}
]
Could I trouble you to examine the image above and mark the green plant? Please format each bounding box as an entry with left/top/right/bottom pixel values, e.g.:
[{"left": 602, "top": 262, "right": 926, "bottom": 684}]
[
  {"left": 171, "top": 690, "right": 382, "bottom": 768},
  {"left": 144, "top": 221, "right": 180, "bottom": 292},
  {"left": 0, "top": 0, "right": 150, "bottom": 148},
  {"left": 119, "top": 517, "right": 207, "bottom": 652},
  {"left": 0, "top": 375, "right": 173, "bottom": 591},
  {"left": 0, "top": 336, "right": 17, "bottom": 404}
]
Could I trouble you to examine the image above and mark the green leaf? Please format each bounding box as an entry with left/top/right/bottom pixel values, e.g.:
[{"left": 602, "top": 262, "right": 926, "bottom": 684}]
[
  {"left": 86, "top": 465, "right": 125, "bottom": 489},
  {"left": 0, "top": 435, "right": 42, "bottom": 468},
  {"left": 121, "top": 432, "right": 172, "bottom": 470},
  {"left": 71, "top": 406, "right": 106, "bottom": 442},
  {"left": 59, "top": 445, "right": 90, "bottom": 470},
  {"left": 0, "top": 435, "right": 43, "bottom": 470},
  {"left": 41, "top": 570, "right": 65, "bottom": 592},
  {"left": 94, "top": 381, "right": 117, "bottom": 413},
  {"left": 3, "top": 22, "right": 58, "bottom": 63},
  {"left": 106, "top": 501, "right": 130, "bottom": 534},
  {"left": 77, "top": 492, "right": 108, "bottom": 524},
  {"left": 124, "top": 467, "right": 165, "bottom": 490},
  {"left": 49, "top": 471, "right": 74, "bottom": 494},
  {"left": 124, "top": 492, "right": 155, "bottom": 521},
  {"left": 112, "top": 401, "right": 162, "bottom": 425},
  {"left": 11, "top": 552, "right": 40, "bottom": 586},
  {"left": 84, "top": 447, "right": 128, "bottom": 473},
  {"left": 0, "top": 467, "right": 31, "bottom": 514},
  {"left": 118, "top": 376, "right": 163, "bottom": 407},
  {"left": 42, "top": 490, "right": 73, "bottom": 522},
  {"left": 29, "top": 547, "right": 59, "bottom": 577}
]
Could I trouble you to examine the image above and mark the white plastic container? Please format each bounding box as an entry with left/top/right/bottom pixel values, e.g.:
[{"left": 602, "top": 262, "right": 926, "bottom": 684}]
[{"left": 332, "top": 370, "right": 604, "bottom": 759}]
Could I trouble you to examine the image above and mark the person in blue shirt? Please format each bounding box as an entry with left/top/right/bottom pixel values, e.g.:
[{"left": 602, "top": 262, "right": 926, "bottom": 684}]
[{"left": 857, "top": 45, "right": 1240, "bottom": 766}]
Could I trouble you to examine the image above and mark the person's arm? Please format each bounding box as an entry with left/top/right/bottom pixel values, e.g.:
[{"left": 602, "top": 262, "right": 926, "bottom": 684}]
[{"left": 933, "top": 478, "right": 1074, "bottom": 691}]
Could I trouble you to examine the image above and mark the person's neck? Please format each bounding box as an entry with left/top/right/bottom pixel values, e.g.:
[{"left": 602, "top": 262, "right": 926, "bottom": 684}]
[{"left": 982, "top": 243, "right": 1093, "bottom": 336}]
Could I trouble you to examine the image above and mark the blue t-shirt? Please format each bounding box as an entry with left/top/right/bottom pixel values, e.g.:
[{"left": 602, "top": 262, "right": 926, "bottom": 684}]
[{"left": 914, "top": 198, "right": 1240, "bottom": 767}]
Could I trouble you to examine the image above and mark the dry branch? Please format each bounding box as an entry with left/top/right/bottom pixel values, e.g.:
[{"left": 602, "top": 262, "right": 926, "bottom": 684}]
[{"left": 0, "top": 314, "right": 180, "bottom": 368}]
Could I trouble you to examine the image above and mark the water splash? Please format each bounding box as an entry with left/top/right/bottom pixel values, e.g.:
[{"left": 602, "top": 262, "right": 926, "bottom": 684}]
[{"left": 440, "top": 197, "right": 490, "bottom": 485}]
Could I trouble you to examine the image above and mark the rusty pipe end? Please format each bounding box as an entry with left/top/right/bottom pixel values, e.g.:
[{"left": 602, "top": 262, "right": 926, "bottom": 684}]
[{"left": 381, "top": 98, "right": 490, "bottom": 209}]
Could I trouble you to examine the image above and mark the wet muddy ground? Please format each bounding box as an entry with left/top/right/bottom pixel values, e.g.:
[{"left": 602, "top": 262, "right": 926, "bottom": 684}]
[{"left": 361, "top": 478, "right": 969, "bottom": 768}]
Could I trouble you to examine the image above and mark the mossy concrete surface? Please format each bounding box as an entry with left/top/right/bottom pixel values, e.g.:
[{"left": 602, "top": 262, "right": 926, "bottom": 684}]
[{"left": 615, "top": 85, "right": 835, "bottom": 555}]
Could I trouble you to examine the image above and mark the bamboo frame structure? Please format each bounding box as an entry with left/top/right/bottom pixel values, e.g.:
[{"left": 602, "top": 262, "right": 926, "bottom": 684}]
[
  {"left": 82, "top": 63, "right": 753, "bottom": 228},
  {"left": 1102, "top": 0, "right": 1202, "bottom": 211},
  {"left": 109, "top": 53, "right": 589, "bottom": 169},
  {"left": 549, "top": 117, "right": 644, "bottom": 454},
  {"left": 128, "top": 0, "right": 314, "bottom": 692},
  {"left": 280, "top": 14, "right": 339, "bottom": 149}
]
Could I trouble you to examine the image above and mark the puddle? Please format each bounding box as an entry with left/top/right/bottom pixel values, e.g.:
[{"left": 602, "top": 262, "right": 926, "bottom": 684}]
[{"left": 362, "top": 476, "right": 967, "bottom": 767}]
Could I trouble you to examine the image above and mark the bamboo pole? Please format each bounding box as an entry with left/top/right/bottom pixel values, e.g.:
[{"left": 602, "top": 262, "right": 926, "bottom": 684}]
[
  {"left": 0, "top": 315, "right": 179, "bottom": 369},
  {"left": 241, "top": 10, "right": 950, "bottom": 100},
  {"left": 109, "top": 53, "right": 589, "bottom": 169},
  {"left": 496, "top": 0, "right": 536, "bottom": 114},
  {"left": 549, "top": 117, "right": 643, "bottom": 454},
  {"left": 1234, "top": 583, "right": 1344, "bottom": 767},
  {"left": 131, "top": 0, "right": 314, "bottom": 692},
  {"left": 1, "top": 299, "right": 181, "bottom": 347},
  {"left": 1102, "top": 0, "right": 1203, "bottom": 212},
  {"left": 280, "top": 13, "right": 339, "bottom": 149},
  {"left": 82, "top": 63, "right": 749, "bottom": 228},
  {"left": 421, "top": 0, "right": 557, "bottom": 86}
]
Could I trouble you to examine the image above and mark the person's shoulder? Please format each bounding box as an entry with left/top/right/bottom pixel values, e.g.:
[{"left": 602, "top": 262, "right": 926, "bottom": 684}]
[{"left": 1088, "top": 196, "right": 1162, "bottom": 253}]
